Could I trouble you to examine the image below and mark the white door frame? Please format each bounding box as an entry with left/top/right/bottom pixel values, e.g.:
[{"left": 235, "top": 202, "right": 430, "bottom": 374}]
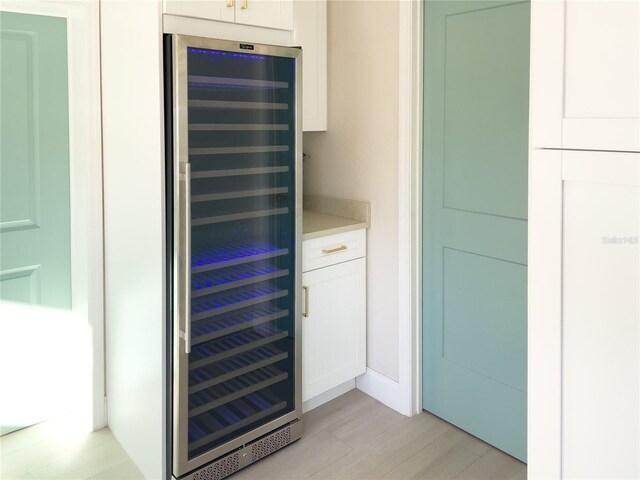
[
  {"left": 1, "top": 0, "right": 105, "bottom": 430},
  {"left": 357, "top": 0, "right": 423, "bottom": 416},
  {"left": 397, "top": 0, "right": 423, "bottom": 416}
]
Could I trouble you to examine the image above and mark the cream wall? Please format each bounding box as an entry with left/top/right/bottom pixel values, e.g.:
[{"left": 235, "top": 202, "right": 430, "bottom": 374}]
[{"left": 303, "top": 0, "right": 400, "bottom": 382}]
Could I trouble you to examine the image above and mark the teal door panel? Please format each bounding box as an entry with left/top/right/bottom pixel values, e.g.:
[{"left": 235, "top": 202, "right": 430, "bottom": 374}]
[
  {"left": 0, "top": 11, "right": 70, "bottom": 308},
  {"left": 422, "top": 0, "right": 529, "bottom": 461},
  {"left": 0, "top": 11, "right": 70, "bottom": 435}
]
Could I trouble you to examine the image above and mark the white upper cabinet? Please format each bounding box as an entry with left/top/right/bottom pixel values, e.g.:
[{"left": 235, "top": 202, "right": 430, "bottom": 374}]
[
  {"left": 293, "top": 0, "right": 326, "bottom": 131},
  {"left": 235, "top": 0, "right": 293, "bottom": 30},
  {"left": 164, "top": 0, "right": 292, "bottom": 30},
  {"left": 165, "top": 0, "right": 235, "bottom": 23},
  {"left": 530, "top": 0, "right": 640, "bottom": 151},
  {"left": 163, "top": 0, "right": 327, "bottom": 131}
]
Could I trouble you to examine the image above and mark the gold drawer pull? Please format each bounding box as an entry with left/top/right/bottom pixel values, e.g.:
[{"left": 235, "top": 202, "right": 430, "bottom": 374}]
[
  {"left": 241, "top": 0, "right": 248, "bottom": 9},
  {"left": 322, "top": 245, "right": 347, "bottom": 255},
  {"left": 303, "top": 286, "right": 309, "bottom": 318},
  {"left": 226, "top": 0, "right": 233, "bottom": 7}
]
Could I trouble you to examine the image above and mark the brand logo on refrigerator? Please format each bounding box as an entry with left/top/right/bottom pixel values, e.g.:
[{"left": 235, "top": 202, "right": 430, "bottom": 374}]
[{"left": 239, "top": 44, "right": 255, "bottom": 51}]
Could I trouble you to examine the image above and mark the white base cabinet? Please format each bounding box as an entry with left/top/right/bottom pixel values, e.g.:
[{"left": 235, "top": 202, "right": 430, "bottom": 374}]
[
  {"left": 302, "top": 258, "right": 366, "bottom": 401},
  {"left": 301, "top": 230, "right": 366, "bottom": 403}
]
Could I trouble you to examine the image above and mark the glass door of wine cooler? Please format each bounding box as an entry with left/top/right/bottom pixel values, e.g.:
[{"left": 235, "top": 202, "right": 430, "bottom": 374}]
[{"left": 168, "top": 35, "right": 302, "bottom": 477}]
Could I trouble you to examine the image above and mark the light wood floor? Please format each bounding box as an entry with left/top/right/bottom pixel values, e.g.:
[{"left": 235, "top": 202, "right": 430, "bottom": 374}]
[
  {"left": 0, "top": 390, "right": 526, "bottom": 479},
  {"left": 235, "top": 389, "right": 526, "bottom": 480},
  {"left": 0, "top": 415, "right": 142, "bottom": 480}
]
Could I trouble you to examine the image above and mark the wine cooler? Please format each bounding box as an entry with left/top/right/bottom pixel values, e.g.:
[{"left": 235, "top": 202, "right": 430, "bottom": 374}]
[{"left": 165, "top": 35, "right": 303, "bottom": 479}]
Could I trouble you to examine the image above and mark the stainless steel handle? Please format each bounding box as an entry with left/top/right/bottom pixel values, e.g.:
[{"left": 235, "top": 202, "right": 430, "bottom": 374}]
[
  {"left": 181, "top": 163, "right": 192, "bottom": 354},
  {"left": 302, "top": 286, "right": 309, "bottom": 318},
  {"left": 185, "top": 163, "right": 191, "bottom": 354}
]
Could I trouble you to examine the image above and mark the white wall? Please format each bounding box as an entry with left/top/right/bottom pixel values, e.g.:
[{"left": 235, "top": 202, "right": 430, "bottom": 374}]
[
  {"left": 303, "top": 0, "right": 400, "bottom": 382},
  {"left": 101, "top": 1, "right": 165, "bottom": 478}
]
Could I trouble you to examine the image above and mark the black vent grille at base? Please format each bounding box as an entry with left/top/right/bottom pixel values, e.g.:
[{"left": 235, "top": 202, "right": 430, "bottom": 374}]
[
  {"left": 186, "top": 424, "right": 300, "bottom": 480},
  {"left": 251, "top": 426, "right": 292, "bottom": 462},
  {"left": 192, "top": 452, "right": 240, "bottom": 480}
]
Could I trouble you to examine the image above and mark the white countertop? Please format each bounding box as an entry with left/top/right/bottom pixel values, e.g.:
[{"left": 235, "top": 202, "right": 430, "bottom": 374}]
[{"left": 302, "top": 209, "right": 369, "bottom": 240}]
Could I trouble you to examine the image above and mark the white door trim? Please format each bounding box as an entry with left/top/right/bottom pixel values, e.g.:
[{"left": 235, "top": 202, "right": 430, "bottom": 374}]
[
  {"left": 1, "top": 0, "right": 105, "bottom": 430},
  {"left": 397, "top": 0, "right": 423, "bottom": 416},
  {"left": 357, "top": 0, "right": 423, "bottom": 416}
]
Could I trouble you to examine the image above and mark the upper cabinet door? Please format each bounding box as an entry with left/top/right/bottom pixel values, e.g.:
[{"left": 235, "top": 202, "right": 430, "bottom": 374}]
[
  {"left": 293, "top": 0, "right": 327, "bottom": 131},
  {"left": 165, "top": 0, "right": 293, "bottom": 30},
  {"left": 165, "top": 0, "right": 235, "bottom": 22},
  {"left": 530, "top": 0, "right": 640, "bottom": 152},
  {"left": 235, "top": 0, "right": 293, "bottom": 30}
]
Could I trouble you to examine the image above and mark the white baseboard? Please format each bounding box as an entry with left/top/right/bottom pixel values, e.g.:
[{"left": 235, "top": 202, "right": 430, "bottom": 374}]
[
  {"left": 302, "top": 379, "right": 356, "bottom": 413},
  {"left": 356, "top": 368, "right": 408, "bottom": 415}
]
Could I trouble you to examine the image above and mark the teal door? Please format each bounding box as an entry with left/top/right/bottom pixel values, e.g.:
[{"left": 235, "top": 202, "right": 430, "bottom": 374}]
[
  {"left": 422, "top": 1, "right": 529, "bottom": 461},
  {"left": 0, "top": 11, "right": 71, "bottom": 435}
]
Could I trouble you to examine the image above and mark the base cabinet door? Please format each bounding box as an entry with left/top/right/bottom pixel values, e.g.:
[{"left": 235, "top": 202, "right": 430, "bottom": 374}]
[
  {"left": 529, "top": 149, "right": 640, "bottom": 479},
  {"left": 561, "top": 151, "right": 640, "bottom": 479},
  {"left": 302, "top": 257, "right": 366, "bottom": 401}
]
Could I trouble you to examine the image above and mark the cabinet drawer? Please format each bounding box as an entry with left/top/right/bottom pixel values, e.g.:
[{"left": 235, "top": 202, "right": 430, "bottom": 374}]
[{"left": 302, "top": 229, "right": 366, "bottom": 272}]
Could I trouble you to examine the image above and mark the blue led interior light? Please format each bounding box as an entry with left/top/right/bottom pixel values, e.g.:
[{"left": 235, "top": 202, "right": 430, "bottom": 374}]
[
  {"left": 190, "top": 261, "right": 281, "bottom": 290},
  {"left": 189, "top": 345, "right": 283, "bottom": 389},
  {"left": 191, "top": 284, "right": 285, "bottom": 319},
  {"left": 189, "top": 325, "right": 280, "bottom": 362},
  {"left": 192, "top": 240, "right": 281, "bottom": 268},
  {"left": 189, "top": 390, "right": 284, "bottom": 444},
  {"left": 188, "top": 83, "right": 279, "bottom": 91},
  {"left": 191, "top": 304, "right": 285, "bottom": 338},
  {"left": 189, "top": 365, "right": 283, "bottom": 410},
  {"left": 188, "top": 47, "right": 267, "bottom": 61}
]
